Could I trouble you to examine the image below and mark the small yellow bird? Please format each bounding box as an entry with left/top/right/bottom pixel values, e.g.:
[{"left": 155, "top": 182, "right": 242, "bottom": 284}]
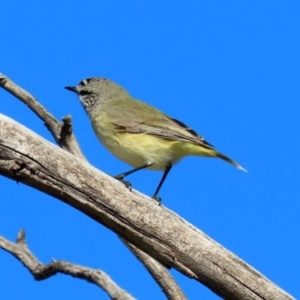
[{"left": 66, "top": 77, "right": 245, "bottom": 202}]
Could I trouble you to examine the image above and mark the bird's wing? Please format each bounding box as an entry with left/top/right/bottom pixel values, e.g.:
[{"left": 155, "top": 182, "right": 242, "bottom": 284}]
[
  {"left": 109, "top": 97, "right": 214, "bottom": 150},
  {"left": 165, "top": 117, "right": 214, "bottom": 148},
  {"left": 116, "top": 116, "right": 214, "bottom": 149}
]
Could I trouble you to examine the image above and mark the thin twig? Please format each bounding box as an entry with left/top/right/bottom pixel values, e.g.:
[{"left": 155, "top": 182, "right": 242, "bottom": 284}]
[
  {"left": 123, "top": 240, "right": 187, "bottom": 300},
  {"left": 0, "top": 73, "right": 85, "bottom": 159},
  {"left": 0, "top": 230, "right": 135, "bottom": 300}
]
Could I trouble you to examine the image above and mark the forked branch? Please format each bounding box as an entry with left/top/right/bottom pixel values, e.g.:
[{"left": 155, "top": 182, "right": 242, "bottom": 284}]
[{"left": 0, "top": 230, "right": 135, "bottom": 300}]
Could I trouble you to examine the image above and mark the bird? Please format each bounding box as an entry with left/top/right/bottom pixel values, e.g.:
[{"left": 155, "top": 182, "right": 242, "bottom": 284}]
[{"left": 65, "top": 77, "right": 245, "bottom": 202}]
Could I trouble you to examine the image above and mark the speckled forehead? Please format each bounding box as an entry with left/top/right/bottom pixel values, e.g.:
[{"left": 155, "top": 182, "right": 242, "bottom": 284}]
[
  {"left": 78, "top": 78, "right": 93, "bottom": 87},
  {"left": 78, "top": 77, "right": 108, "bottom": 88}
]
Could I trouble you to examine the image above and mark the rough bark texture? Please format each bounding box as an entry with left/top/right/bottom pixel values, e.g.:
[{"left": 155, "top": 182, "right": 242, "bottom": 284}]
[{"left": 0, "top": 114, "right": 294, "bottom": 300}]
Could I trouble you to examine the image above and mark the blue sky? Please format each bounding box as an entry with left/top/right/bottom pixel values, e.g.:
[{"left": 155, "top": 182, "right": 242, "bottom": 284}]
[{"left": 0, "top": 1, "right": 299, "bottom": 299}]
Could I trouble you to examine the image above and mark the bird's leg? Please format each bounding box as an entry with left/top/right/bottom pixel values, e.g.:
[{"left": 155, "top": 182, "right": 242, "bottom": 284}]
[
  {"left": 114, "top": 162, "right": 154, "bottom": 191},
  {"left": 115, "top": 162, "right": 154, "bottom": 179},
  {"left": 152, "top": 165, "right": 172, "bottom": 204}
]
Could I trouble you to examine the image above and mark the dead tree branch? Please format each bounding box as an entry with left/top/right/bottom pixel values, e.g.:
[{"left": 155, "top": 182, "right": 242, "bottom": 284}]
[
  {"left": 0, "top": 112, "right": 294, "bottom": 300},
  {"left": 123, "top": 240, "right": 186, "bottom": 300},
  {"left": 0, "top": 74, "right": 84, "bottom": 159},
  {"left": 0, "top": 229, "right": 135, "bottom": 300}
]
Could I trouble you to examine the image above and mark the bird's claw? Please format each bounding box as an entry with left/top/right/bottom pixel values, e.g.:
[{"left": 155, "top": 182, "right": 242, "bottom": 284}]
[
  {"left": 114, "top": 176, "right": 132, "bottom": 191},
  {"left": 123, "top": 180, "right": 132, "bottom": 191},
  {"left": 152, "top": 195, "right": 162, "bottom": 205}
]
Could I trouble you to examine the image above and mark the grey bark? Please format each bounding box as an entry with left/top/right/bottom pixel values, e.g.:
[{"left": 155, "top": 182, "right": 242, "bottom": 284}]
[{"left": 0, "top": 113, "right": 294, "bottom": 300}]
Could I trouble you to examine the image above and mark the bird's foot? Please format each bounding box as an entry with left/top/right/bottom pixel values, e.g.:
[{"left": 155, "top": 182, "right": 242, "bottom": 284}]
[
  {"left": 152, "top": 194, "right": 162, "bottom": 205},
  {"left": 114, "top": 175, "right": 132, "bottom": 191}
]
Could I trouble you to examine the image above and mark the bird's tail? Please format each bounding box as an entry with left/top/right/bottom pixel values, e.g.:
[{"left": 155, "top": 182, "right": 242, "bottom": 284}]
[{"left": 216, "top": 151, "right": 247, "bottom": 172}]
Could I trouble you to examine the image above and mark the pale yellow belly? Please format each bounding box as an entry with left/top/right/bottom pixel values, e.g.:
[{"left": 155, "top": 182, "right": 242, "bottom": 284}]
[{"left": 96, "top": 130, "right": 179, "bottom": 170}]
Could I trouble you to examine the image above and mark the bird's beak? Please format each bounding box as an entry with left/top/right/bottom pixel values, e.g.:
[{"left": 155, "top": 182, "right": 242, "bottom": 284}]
[{"left": 65, "top": 86, "right": 77, "bottom": 93}]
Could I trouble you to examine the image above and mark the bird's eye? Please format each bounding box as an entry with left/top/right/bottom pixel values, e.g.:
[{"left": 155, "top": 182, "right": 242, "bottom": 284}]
[{"left": 79, "top": 90, "right": 90, "bottom": 96}]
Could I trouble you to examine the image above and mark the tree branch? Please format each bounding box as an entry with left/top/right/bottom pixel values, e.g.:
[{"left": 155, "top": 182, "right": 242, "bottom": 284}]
[
  {"left": 0, "top": 230, "right": 135, "bottom": 300},
  {"left": 0, "top": 73, "right": 185, "bottom": 300},
  {"left": 123, "top": 239, "right": 186, "bottom": 300},
  {"left": 0, "top": 73, "right": 85, "bottom": 159},
  {"left": 0, "top": 113, "right": 294, "bottom": 300}
]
